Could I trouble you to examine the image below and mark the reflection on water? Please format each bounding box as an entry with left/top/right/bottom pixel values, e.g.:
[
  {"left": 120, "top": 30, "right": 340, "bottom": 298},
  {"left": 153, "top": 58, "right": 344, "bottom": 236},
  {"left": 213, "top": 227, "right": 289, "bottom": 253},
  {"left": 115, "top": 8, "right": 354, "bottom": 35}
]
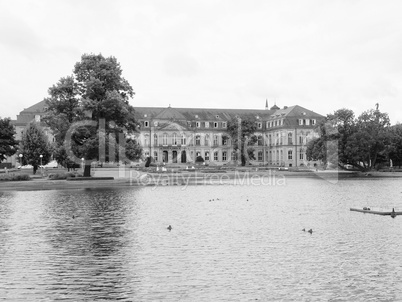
[{"left": 0, "top": 178, "right": 402, "bottom": 301}]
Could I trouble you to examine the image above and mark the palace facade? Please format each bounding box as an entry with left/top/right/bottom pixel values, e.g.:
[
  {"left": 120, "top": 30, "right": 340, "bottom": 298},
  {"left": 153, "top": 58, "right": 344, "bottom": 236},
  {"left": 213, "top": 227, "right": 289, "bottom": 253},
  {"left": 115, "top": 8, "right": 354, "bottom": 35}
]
[
  {"left": 5, "top": 101, "right": 324, "bottom": 167},
  {"left": 134, "top": 103, "right": 324, "bottom": 167}
]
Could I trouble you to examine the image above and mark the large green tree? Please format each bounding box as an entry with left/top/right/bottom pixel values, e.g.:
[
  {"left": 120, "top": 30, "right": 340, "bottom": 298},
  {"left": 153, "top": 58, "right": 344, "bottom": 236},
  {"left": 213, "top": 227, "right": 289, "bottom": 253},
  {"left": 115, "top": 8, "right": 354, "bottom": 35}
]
[
  {"left": 0, "top": 117, "right": 18, "bottom": 162},
  {"left": 307, "top": 106, "right": 392, "bottom": 170},
  {"left": 43, "top": 54, "right": 141, "bottom": 176},
  {"left": 306, "top": 108, "right": 356, "bottom": 168},
  {"left": 18, "top": 122, "right": 52, "bottom": 174},
  {"left": 227, "top": 116, "right": 257, "bottom": 166},
  {"left": 389, "top": 124, "right": 402, "bottom": 168}
]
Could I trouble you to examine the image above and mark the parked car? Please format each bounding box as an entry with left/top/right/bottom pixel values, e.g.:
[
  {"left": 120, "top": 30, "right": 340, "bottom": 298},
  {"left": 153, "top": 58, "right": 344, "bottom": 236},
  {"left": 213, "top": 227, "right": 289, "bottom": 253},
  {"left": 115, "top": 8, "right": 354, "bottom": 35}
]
[
  {"left": 18, "top": 165, "right": 33, "bottom": 169},
  {"left": 40, "top": 160, "right": 58, "bottom": 169}
]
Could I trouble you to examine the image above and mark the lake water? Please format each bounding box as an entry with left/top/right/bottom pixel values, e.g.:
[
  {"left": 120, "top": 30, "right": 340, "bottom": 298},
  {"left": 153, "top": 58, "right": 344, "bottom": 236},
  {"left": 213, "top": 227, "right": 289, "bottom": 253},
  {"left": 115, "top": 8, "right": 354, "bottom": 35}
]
[{"left": 0, "top": 177, "right": 401, "bottom": 301}]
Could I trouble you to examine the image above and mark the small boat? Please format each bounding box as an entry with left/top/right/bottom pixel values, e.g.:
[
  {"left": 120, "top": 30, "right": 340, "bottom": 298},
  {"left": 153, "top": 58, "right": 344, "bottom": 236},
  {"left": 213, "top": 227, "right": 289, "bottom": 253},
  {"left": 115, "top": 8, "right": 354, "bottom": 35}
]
[{"left": 350, "top": 207, "right": 402, "bottom": 216}]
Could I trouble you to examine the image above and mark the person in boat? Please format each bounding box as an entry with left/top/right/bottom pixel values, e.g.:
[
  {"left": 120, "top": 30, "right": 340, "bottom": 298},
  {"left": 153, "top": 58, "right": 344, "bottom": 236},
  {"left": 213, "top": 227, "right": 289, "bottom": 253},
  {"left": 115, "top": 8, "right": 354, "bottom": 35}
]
[{"left": 391, "top": 208, "right": 396, "bottom": 218}]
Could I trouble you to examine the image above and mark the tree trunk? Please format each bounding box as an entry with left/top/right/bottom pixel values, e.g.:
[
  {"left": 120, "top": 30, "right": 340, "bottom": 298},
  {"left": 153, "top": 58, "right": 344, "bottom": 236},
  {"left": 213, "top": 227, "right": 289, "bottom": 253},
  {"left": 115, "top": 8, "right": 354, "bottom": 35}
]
[
  {"left": 241, "top": 154, "right": 246, "bottom": 166},
  {"left": 33, "top": 165, "right": 38, "bottom": 175},
  {"left": 83, "top": 164, "right": 91, "bottom": 177}
]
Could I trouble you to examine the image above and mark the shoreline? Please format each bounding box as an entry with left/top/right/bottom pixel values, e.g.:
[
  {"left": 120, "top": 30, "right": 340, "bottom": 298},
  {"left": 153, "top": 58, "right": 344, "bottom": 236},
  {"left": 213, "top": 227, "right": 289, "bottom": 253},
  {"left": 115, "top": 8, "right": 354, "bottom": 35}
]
[{"left": 1, "top": 170, "right": 401, "bottom": 192}]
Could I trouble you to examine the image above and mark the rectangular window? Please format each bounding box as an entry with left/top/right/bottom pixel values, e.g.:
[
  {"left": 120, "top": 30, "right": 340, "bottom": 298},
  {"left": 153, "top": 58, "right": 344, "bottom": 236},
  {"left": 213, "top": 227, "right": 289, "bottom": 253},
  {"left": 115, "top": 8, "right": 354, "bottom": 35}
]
[
  {"left": 288, "top": 150, "right": 292, "bottom": 160},
  {"left": 196, "top": 122, "right": 200, "bottom": 128},
  {"left": 258, "top": 151, "right": 263, "bottom": 161},
  {"left": 144, "top": 121, "right": 149, "bottom": 127},
  {"left": 306, "top": 119, "right": 310, "bottom": 125},
  {"left": 222, "top": 151, "right": 227, "bottom": 161},
  {"left": 299, "top": 119, "right": 303, "bottom": 125},
  {"left": 213, "top": 135, "right": 219, "bottom": 146},
  {"left": 311, "top": 119, "right": 316, "bottom": 125},
  {"left": 257, "top": 122, "right": 262, "bottom": 129},
  {"left": 300, "top": 153, "right": 304, "bottom": 160},
  {"left": 214, "top": 122, "right": 218, "bottom": 128},
  {"left": 214, "top": 151, "right": 218, "bottom": 161},
  {"left": 205, "top": 151, "right": 210, "bottom": 161},
  {"left": 299, "top": 136, "right": 303, "bottom": 144},
  {"left": 205, "top": 122, "right": 209, "bottom": 128},
  {"left": 222, "top": 122, "right": 227, "bottom": 128}
]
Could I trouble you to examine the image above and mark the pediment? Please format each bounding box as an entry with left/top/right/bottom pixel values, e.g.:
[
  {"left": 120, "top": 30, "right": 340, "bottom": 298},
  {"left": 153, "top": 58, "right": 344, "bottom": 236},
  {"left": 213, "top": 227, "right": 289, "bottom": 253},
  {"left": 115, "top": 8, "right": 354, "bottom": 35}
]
[{"left": 157, "top": 122, "right": 188, "bottom": 131}]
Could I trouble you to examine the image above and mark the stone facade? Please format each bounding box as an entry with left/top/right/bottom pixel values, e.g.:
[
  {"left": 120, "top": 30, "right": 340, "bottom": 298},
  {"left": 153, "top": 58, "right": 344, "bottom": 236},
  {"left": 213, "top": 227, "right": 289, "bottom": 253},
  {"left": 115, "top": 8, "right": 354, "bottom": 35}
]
[
  {"left": 134, "top": 104, "right": 324, "bottom": 167},
  {"left": 4, "top": 101, "right": 324, "bottom": 167}
]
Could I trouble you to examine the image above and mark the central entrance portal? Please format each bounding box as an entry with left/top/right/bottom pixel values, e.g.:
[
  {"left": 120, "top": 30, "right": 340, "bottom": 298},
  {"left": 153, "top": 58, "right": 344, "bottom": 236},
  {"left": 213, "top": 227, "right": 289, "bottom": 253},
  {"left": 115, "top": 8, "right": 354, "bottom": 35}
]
[
  {"left": 172, "top": 151, "right": 177, "bottom": 163},
  {"left": 163, "top": 150, "right": 168, "bottom": 163},
  {"left": 181, "top": 150, "right": 186, "bottom": 163}
]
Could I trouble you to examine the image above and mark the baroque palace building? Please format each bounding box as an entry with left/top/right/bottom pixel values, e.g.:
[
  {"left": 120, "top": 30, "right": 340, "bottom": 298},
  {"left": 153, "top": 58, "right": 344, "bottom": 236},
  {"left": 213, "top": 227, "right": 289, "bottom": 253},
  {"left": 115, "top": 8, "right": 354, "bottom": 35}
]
[{"left": 6, "top": 100, "right": 324, "bottom": 167}]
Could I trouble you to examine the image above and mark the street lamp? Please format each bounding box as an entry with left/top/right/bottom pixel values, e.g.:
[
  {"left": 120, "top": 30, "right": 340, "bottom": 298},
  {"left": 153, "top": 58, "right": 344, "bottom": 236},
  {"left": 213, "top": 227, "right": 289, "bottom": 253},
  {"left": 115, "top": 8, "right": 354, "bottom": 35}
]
[
  {"left": 19, "top": 154, "right": 23, "bottom": 167},
  {"left": 40, "top": 155, "right": 43, "bottom": 175},
  {"left": 81, "top": 158, "right": 84, "bottom": 171}
]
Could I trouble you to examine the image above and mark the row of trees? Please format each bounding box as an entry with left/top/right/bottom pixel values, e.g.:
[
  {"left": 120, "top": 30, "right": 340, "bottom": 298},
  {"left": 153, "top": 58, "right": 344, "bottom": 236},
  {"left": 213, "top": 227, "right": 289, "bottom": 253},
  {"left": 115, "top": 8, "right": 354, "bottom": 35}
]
[
  {"left": 306, "top": 106, "right": 402, "bottom": 170},
  {"left": 0, "top": 54, "right": 143, "bottom": 175},
  {"left": 0, "top": 118, "right": 52, "bottom": 174}
]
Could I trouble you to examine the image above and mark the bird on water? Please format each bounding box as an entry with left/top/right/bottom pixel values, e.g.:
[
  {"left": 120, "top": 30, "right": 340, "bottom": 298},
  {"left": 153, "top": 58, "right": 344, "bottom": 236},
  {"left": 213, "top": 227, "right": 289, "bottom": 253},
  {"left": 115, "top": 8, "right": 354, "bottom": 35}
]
[
  {"left": 167, "top": 225, "right": 172, "bottom": 231},
  {"left": 308, "top": 229, "right": 313, "bottom": 234}
]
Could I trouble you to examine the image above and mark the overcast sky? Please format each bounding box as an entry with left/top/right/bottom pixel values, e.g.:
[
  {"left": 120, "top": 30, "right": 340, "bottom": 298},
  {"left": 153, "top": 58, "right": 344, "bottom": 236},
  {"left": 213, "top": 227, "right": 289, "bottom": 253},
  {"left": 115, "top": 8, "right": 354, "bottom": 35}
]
[{"left": 1, "top": 0, "right": 402, "bottom": 124}]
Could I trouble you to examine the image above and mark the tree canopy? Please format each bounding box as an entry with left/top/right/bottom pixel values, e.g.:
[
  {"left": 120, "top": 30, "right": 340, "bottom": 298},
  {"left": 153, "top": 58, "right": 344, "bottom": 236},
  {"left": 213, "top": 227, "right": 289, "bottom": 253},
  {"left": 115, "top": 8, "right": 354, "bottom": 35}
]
[
  {"left": 43, "top": 53, "right": 141, "bottom": 176},
  {"left": 306, "top": 106, "right": 398, "bottom": 170},
  {"left": 226, "top": 116, "right": 257, "bottom": 166},
  {"left": 18, "top": 122, "right": 52, "bottom": 174},
  {"left": 0, "top": 117, "right": 18, "bottom": 161}
]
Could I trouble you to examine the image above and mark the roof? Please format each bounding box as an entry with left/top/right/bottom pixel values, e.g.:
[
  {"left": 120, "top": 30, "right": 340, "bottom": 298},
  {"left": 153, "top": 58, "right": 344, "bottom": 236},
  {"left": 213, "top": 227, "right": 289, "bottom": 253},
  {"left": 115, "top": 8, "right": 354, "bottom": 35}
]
[
  {"left": 134, "top": 106, "right": 276, "bottom": 121},
  {"left": 14, "top": 101, "right": 323, "bottom": 125},
  {"left": 20, "top": 100, "right": 47, "bottom": 113}
]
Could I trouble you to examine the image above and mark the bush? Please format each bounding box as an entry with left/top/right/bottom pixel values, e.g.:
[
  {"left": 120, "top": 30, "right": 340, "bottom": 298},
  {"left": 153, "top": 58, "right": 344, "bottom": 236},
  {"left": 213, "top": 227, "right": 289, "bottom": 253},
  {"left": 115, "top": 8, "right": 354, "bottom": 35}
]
[
  {"left": 0, "top": 173, "right": 31, "bottom": 181},
  {"left": 48, "top": 172, "right": 81, "bottom": 180}
]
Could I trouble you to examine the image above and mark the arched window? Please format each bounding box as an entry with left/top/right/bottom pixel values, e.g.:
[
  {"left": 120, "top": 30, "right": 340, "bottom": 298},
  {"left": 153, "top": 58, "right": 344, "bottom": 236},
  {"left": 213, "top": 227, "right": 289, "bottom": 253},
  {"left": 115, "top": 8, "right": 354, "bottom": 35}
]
[
  {"left": 144, "top": 134, "right": 149, "bottom": 147},
  {"left": 172, "top": 133, "right": 177, "bottom": 145},
  {"left": 257, "top": 135, "right": 263, "bottom": 146},
  {"left": 195, "top": 135, "right": 201, "bottom": 146},
  {"left": 181, "top": 134, "right": 186, "bottom": 145},
  {"left": 163, "top": 133, "right": 168, "bottom": 145},
  {"left": 288, "top": 132, "right": 293, "bottom": 145},
  {"left": 154, "top": 134, "right": 158, "bottom": 146},
  {"left": 205, "top": 134, "right": 209, "bottom": 146}
]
